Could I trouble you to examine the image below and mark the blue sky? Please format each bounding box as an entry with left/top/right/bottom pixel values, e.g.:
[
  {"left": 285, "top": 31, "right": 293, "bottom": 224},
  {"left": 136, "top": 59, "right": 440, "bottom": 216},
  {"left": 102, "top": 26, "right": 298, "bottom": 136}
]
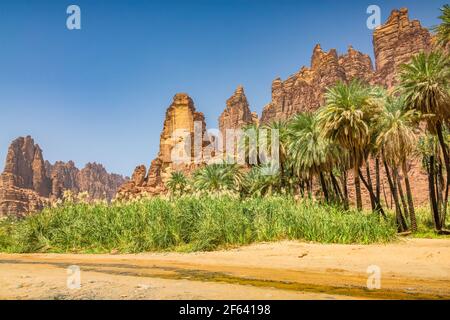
[{"left": 0, "top": 0, "right": 446, "bottom": 176}]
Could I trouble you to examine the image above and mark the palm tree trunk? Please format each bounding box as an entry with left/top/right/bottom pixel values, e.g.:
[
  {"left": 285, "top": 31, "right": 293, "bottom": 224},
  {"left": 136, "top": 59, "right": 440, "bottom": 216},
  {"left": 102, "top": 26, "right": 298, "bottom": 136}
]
[
  {"left": 382, "top": 181, "right": 389, "bottom": 209},
  {"left": 319, "top": 172, "right": 329, "bottom": 203},
  {"left": 436, "top": 121, "right": 449, "bottom": 221},
  {"left": 428, "top": 155, "right": 442, "bottom": 231},
  {"left": 375, "top": 157, "right": 381, "bottom": 202},
  {"left": 436, "top": 162, "right": 444, "bottom": 220},
  {"left": 383, "top": 157, "right": 408, "bottom": 232},
  {"left": 341, "top": 171, "right": 349, "bottom": 210},
  {"left": 402, "top": 161, "right": 417, "bottom": 232},
  {"left": 358, "top": 169, "right": 386, "bottom": 218},
  {"left": 299, "top": 181, "right": 305, "bottom": 198},
  {"left": 307, "top": 178, "right": 313, "bottom": 200},
  {"left": 354, "top": 166, "right": 363, "bottom": 211},
  {"left": 330, "top": 172, "right": 344, "bottom": 204},
  {"left": 365, "top": 163, "right": 376, "bottom": 211},
  {"left": 395, "top": 169, "right": 409, "bottom": 222}
]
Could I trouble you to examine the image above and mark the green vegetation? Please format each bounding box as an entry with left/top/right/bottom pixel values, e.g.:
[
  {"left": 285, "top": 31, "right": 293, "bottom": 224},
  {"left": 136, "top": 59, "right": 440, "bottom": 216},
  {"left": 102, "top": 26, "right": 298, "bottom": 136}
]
[{"left": 0, "top": 196, "right": 397, "bottom": 253}]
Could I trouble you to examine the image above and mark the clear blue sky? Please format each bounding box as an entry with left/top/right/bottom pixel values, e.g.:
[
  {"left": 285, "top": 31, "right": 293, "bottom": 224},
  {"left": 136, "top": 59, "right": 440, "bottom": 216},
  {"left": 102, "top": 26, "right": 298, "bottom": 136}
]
[{"left": 0, "top": 0, "right": 446, "bottom": 176}]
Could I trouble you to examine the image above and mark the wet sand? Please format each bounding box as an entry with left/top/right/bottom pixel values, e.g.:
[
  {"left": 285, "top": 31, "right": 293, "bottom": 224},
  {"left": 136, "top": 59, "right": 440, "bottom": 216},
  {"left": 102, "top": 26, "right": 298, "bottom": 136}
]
[{"left": 0, "top": 239, "right": 449, "bottom": 300}]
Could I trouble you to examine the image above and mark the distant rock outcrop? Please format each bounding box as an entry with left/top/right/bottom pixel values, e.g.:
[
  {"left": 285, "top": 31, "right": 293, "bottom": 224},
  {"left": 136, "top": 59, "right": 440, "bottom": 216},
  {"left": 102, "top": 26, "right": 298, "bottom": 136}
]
[
  {"left": 0, "top": 137, "right": 49, "bottom": 217},
  {"left": 0, "top": 136, "right": 127, "bottom": 217}
]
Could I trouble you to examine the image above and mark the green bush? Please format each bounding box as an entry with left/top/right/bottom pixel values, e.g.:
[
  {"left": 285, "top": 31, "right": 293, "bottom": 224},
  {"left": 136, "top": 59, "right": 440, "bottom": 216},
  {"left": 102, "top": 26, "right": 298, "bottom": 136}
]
[{"left": 0, "top": 196, "right": 397, "bottom": 254}]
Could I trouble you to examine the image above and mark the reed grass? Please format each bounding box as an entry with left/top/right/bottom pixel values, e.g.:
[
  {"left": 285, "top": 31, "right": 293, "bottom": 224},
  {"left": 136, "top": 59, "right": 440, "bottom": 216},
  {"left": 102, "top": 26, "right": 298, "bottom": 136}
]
[{"left": 0, "top": 196, "right": 397, "bottom": 253}]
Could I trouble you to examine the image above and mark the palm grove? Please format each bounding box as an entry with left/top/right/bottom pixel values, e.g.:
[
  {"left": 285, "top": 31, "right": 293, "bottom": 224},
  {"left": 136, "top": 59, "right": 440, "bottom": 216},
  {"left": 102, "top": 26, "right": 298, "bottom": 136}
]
[{"left": 168, "top": 5, "right": 450, "bottom": 234}]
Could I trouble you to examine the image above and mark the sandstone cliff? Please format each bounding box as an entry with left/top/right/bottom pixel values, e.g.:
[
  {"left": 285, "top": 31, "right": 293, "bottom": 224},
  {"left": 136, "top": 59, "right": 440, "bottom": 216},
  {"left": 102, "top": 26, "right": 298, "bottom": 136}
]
[
  {"left": 372, "top": 8, "right": 433, "bottom": 88},
  {"left": 260, "top": 45, "right": 373, "bottom": 123},
  {"left": 117, "top": 94, "right": 210, "bottom": 200},
  {"left": 219, "top": 86, "right": 256, "bottom": 135},
  {"left": 260, "top": 8, "right": 433, "bottom": 123},
  {"left": 0, "top": 136, "right": 127, "bottom": 217}
]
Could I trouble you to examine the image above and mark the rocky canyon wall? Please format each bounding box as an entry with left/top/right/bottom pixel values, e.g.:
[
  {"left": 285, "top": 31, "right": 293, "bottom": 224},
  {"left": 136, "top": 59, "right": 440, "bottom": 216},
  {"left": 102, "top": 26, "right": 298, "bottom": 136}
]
[{"left": 0, "top": 136, "right": 127, "bottom": 217}]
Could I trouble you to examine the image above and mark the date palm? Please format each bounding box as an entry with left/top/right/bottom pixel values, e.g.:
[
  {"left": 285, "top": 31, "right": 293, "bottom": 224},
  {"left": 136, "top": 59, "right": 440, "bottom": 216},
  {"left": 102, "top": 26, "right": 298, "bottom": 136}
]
[
  {"left": 418, "top": 133, "right": 447, "bottom": 231},
  {"left": 432, "top": 4, "right": 450, "bottom": 48},
  {"left": 376, "top": 95, "right": 419, "bottom": 231},
  {"left": 287, "top": 112, "right": 337, "bottom": 202},
  {"left": 318, "top": 80, "right": 381, "bottom": 210},
  {"left": 242, "top": 163, "right": 282, "bottom": 197},
  {"left": 167, "top": 171, "right": 189, "bottom": 195},
  {"left": 399, "top": 51, "right": 450, "bottom": 229},
  {"left": 193, "top": 163, "right": 243, "bottom": 194},
  {"left": 240, "top": 123, "right": 260, "bottom": 166}
]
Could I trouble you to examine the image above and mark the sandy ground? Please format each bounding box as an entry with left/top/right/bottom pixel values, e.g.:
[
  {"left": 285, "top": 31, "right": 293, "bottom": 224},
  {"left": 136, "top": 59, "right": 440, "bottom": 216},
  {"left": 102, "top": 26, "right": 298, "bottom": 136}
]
[{"left": 0, "top": 238, "right": 449, "bottom": 300}]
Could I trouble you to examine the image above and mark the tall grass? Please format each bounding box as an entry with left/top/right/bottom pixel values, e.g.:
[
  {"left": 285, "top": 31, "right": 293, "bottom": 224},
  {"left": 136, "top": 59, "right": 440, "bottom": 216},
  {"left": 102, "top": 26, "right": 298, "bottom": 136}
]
[{"left": 0, "top": 196, "right": 397, "bottom": 253}]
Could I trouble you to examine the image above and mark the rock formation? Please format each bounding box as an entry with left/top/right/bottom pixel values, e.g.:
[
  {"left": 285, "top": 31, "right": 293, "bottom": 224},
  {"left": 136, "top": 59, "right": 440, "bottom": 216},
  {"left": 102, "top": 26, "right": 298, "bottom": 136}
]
[
  {"left": 0, "top": 136, "right": 127, "bottom": 217},
  {"left": 117, "top": 94, "right": 210, "bottom": 200},
  {"left": 219, "top": 86, "right": 256, "bottom": 135},
  {"left": 372, "top": 8, "right": 433, "bottom": 88},
  {"left": 78, "top": 163, "right": 126, "bottom": 201},
  {"left": 260, "top": 8, "right": 433, "bottom": 124},
  {"left": 261, "top": 44, "right": 374, "bottom": 123},
  {"left": 218, "top": 86, "right": 258, "bottom": 156},
  {"left": 46, "top": 161, "right": 79, "bottom": 199}
]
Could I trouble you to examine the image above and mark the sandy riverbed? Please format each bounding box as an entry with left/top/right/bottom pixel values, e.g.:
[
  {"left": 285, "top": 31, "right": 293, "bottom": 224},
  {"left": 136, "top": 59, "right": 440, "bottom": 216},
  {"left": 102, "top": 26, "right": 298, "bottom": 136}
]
[{"left": 0, "top": 238, "right": 449, "bottom": 300}]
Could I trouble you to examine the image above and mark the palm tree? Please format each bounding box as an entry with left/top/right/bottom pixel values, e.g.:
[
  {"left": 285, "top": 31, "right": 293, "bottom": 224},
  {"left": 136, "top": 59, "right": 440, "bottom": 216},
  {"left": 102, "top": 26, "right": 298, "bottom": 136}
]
[
  {"left": 240, "top": 123, "right": 260, "bottom": 166},
  {"left": 376, "top": 95, "right": 419, "bottom": 231},
  {"left": 418, "top": 133, "right": 449, "bottom": 232},
  {"left": 318, "top": 80, "right": 381, "bottom": 210},
  {"left": 193, "top": 163, "right": 243, "bottom": 194},
  {"left": 432, "top": 4, "right": 450, "bottom": 48},
  {"left": 399, "top": 51, "right": 450, "bottom": 230},
  {"left": 242, "top": 163, "right": 283, "bottom": 197},
  {"left": 167, "top": 171, "right": 189, "bottom": 195},
  {"left": 287, "top": 112, "right": 339, "bottom": 203}
]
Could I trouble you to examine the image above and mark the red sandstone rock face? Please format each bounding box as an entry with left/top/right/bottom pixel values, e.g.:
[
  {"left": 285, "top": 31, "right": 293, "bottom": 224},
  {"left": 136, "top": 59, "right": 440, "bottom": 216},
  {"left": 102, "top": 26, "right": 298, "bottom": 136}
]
[
  {"left": 372, "top": 8, "right": 433, "bottom": 88},
  {"left": 260, "top": 8, "right": 433, "bottom": 124},
  {"left": 1, "top": 136, "right": 51, "bottom": 196},
  {"left": 260, "top": 44, "right": 374, "bottom": 123},
  {"left": 0, "top": 137, "right": 127, "bottom": 217},
  {"left": 117, "top": 94, "right": 209, "bottom": 200},
  {"left": 219, "top": 86, "right": 258, "bottom": 154},
  {"left": 46, "top": 161, "right": 79, "bottom": 199},
  {"left": 0, "top": 184, "right": 48, "bottom": 219},
  {"left": 78, "top": 163, "right": 126, "bottom": 201},
  {"left": 219, "top": 86, "right": 256, "bottom": 136}
]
